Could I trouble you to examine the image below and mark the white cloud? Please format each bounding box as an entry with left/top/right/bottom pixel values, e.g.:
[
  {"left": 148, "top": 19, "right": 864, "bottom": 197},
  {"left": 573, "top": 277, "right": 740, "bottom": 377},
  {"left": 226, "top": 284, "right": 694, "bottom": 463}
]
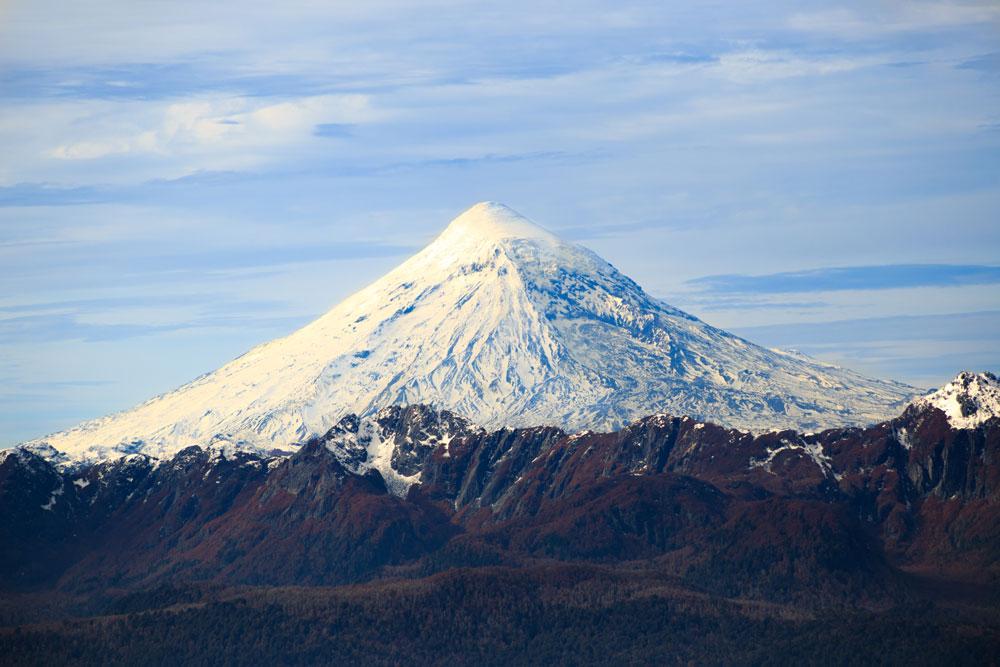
[{"left": 47, "top": 94, "right": 380, "bottom": 163}]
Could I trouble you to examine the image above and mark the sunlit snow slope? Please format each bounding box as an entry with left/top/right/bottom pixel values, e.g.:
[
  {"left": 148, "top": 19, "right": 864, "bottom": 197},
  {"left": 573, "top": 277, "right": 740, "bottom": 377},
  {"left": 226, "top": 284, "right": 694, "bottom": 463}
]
[{"left": 28, "top": 202, "right": 917, "bottom": 462}]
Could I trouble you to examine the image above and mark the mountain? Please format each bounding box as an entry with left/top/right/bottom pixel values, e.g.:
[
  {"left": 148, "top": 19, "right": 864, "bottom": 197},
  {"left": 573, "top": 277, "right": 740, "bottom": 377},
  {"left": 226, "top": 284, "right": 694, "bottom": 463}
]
[
  {"left": 26, "top": 201, "right": 916, "bottom": 463},
  {"left": 2, "top": 373, "right": 997, "bottom": 663},
  {"left": 2, "top": 372, "right": 997, "bottom": 594}
]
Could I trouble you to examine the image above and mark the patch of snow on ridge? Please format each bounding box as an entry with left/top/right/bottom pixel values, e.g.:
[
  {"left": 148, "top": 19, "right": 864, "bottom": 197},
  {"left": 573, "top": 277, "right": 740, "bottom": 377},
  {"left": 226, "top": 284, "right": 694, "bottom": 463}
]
[
  {"left": 320, "top": 406, "right": 472, "bottom": 496},
  {"left": 205, "top": 435, "right": 259, "bottom": 462},
  {"left": 750, "top": 435, "right": 834, "bottom": 477},
  {"left": 41, "top": 482, "right": 64, "bottom": 511},
  {"left": 355, "top": 418, "right": 409, "bottom": 494},
  {"left": 911, "top": 371, "right": 1000, "bottom": 429}
]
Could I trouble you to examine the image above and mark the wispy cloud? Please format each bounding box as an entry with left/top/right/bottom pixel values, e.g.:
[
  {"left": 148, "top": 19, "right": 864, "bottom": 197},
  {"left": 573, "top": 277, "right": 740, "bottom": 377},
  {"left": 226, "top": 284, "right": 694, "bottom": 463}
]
[
  {"left": 714, "top": 50, "right": 877, "bottom": 83},
  {"left": 733, "top": 309, "right": 1000, "bottom": 345},
  {"left": 0, "top": 171, "right": 257, "bottom": 207},
  {"left": 688, "top": 264, "right": 1000, "bottom": 294},
  {"left": 957, "top": 52, "right": 1000, "bottom": 73},
  {"left": 47, "top": 94, "right": 382, "bottom": 162},
  {"left": 788, "top": 2, "right": 1000, "bottom": 38},
  {"left": 0, "top": 183, "right": 108, "bottom": 207},
  {"left": 0, "top": 312, "right": 310, "bottom": 344},
  {"left": 0, "top": 62, "right": 335, "bottom": 101},
  {"left": 1, "top": 240, "right": 416, "bottom": 286},
  {"left": 0, "top": 295, "right": 286, "bottom": 315},
  {"left": 672, "top": 296, "right": 829, "bottom": 312}
]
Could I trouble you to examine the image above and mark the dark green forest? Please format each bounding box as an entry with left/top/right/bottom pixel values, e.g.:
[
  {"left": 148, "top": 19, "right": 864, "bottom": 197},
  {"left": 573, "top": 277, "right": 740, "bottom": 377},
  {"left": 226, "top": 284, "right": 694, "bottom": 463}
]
[{"left": 2, "top": 566, "right": 997, "bottom": 666}]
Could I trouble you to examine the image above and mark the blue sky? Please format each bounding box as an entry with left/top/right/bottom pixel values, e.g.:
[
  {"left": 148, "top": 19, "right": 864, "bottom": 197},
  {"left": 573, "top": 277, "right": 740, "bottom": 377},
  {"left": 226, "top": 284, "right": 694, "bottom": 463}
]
[{"left": 1, "top": 0, "right": 998, "bottom": 445}]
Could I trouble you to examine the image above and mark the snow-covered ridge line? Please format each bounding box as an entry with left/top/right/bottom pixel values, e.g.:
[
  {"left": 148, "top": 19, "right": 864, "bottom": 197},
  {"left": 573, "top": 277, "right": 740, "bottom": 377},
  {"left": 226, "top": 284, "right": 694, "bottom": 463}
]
[
  {"left": 6, "top": 378, "right": 995, "bottom": 505},
  {"left": 24, "top": 201, "right": 917, "bottom": 464}
]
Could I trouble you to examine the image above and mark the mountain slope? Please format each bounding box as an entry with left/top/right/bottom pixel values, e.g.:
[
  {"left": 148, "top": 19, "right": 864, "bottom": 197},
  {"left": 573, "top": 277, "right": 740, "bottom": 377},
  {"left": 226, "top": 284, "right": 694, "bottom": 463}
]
[{"left": 28, "top": 202, "right": 916, "bottom": 462}]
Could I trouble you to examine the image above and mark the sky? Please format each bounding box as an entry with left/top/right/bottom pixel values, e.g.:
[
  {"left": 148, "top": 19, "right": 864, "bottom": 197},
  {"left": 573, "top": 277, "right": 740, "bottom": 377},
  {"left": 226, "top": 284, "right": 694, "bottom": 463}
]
[{"left": 1, "top": 0, "right": 999, "bottom": 446}]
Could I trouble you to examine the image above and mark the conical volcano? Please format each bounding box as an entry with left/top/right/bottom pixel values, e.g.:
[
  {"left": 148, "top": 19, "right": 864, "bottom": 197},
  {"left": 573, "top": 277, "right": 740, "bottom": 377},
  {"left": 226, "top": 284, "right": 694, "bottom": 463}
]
[{"left": 29, "top": 202, "right": 917, "bottom": 462}]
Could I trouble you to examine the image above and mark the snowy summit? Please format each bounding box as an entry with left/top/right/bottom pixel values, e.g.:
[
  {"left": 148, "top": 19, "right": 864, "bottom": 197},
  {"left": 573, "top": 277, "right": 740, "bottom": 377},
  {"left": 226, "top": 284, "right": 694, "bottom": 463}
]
[
  {"left": 27, "top": 202, "right": 917, "bottom": 463},
  {"left": 911, "top": 371, "right": 1000, "bottom": 429}
]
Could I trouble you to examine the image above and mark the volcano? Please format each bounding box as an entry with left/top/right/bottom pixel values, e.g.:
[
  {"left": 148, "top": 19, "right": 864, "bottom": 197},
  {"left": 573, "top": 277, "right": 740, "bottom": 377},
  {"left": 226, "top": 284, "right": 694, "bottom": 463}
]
[{"left": 29, "top": 202, "right": 916, "bottom": 462}]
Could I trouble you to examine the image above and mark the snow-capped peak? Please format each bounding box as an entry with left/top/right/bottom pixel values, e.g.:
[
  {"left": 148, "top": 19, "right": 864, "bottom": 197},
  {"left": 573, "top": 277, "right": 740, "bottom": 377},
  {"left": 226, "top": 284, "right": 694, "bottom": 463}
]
[
  {"left": 911, "top": 371, "right": 1000, "bottom": 429},
  {"left": 437, "top": 201, "right": 559, "bottom": 245}
]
